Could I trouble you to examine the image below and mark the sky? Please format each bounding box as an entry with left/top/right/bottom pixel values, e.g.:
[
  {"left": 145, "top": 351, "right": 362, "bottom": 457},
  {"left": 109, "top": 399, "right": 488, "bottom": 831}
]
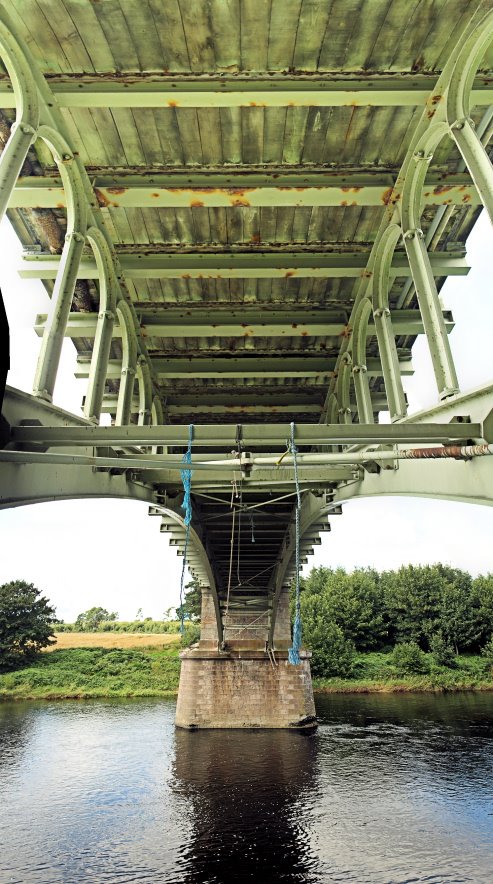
[{"left": 1, "top": 212, "right": 493, "bottom": 622}]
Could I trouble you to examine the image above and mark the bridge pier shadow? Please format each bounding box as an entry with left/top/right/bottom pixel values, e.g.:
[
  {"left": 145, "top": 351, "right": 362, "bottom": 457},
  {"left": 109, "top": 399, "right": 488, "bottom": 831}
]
[{"left": 172, "top": 727, "right": 318, "bottom": 882}]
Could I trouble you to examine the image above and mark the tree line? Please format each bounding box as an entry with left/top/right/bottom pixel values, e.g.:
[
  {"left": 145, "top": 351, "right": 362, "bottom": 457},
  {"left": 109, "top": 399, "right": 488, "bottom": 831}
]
[{"left": 299, "top": 564, "right": 493, "bottom": 677}]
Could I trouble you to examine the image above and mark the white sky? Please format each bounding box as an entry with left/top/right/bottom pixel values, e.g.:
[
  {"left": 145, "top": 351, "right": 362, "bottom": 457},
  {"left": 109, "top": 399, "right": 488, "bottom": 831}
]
[{"left": 1, "top": 213, "right": 493, "bottom": 622}]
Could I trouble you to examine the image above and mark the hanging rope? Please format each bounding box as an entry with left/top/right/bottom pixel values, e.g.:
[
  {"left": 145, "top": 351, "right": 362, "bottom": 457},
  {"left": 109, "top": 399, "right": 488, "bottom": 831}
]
[
  {"left": 179, "top": 424, "right": 194, "bottom": 634},
  {"left": 288, "top": 421, "right": 302, "bottom": 666}
]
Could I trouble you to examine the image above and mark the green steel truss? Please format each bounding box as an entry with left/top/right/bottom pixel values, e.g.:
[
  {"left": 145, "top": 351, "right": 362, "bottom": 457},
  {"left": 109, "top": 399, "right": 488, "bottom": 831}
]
[{"left": 1, "top": 2, "right": 493, "bottom": 646}]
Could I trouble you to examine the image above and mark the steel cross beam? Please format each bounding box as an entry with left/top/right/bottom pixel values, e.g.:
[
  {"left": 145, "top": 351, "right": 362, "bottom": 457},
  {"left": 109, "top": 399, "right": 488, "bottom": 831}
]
[
  {"left": 74, "top": 354, "right": 414, "bottom": 380},
  {"left": 34, "top": 308, "right": 454, "bottom": 339},
  {"left": 9, "top": 421, "right": 484, "bottom": 448},
  {"left": 10, "top": 173, "right": 480, "bottom": 209},
  {"left": 21, "top": 251, "right": 468, "bottom": 281},
  {"left": 0, "top": 73, "right": 493, "bottom": 108}
]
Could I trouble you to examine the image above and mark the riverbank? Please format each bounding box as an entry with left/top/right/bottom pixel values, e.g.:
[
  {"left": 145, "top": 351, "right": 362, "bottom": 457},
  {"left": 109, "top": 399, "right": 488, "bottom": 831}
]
[
  {"left": 1, "top": 645, "right": 493, "bottom": 700},
  {"left": 0, "top": 646, "right": 181, "bottom": 699}
]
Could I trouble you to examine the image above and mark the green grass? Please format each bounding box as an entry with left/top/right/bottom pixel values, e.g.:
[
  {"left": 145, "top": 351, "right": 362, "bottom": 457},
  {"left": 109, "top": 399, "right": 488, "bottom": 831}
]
[
  {"left": 0, "top": 646, "right": 182, "bottom": 700},
  {"left": 1, "top": 647, "right": 493, "bottom": 701},
  {"left": 313, "top": 651, "right": 493, "bottom": 694}
]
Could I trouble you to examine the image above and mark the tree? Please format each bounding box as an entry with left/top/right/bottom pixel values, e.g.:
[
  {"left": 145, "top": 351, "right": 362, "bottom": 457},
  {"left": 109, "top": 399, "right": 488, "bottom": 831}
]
[
  {"left": 176, "top": 579, "right": 201, "bottom": 622},
  {"left": 75, "top": 607, "right": 118, "bottom": 631},
  {"left": 301, "top": 566, "right": 387, "bottom": 650},
  {"left": 300, "top": 589, "right": 356, "bottom": 677},
  {"left": 473, "top": 574, "right": 493, "bottom": 645},
  {"left": 0, "top": 580, "right": 56, "bottom": 670}
]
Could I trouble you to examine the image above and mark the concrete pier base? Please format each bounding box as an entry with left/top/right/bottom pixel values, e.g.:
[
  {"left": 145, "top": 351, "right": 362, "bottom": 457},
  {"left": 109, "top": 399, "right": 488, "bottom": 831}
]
[{"left": 175, "top": 648, "right": 317, "bottom": 730}]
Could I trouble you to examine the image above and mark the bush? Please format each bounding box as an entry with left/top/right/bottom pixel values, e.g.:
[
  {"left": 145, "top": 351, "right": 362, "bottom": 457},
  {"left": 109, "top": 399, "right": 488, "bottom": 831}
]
[
  {"left": 481, "top": 635, "right": 493, "bottom": 671},
  {"left": 181, "top": 622, "right": 201, "bottom": 648},
  {"left": 305, "top": 621, "right": 356, "bottom": 678},
  {"left": 392, "top": 641, "right": 429, "bottom": 675},
  {"left": 430, "top": 633, "right": 456, "bottom": 668}
]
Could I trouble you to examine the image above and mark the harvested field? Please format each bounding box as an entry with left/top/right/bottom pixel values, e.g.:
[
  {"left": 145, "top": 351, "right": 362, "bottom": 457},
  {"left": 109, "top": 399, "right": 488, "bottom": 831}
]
[{"left": 48, "top": 632, "right": 181, "bottom": 651}]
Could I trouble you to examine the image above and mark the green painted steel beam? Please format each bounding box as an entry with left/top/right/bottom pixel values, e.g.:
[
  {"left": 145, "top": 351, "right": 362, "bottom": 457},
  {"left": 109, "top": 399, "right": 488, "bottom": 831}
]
[
  {"left": 35, "top": 308, "right": 454, "bottom": 339},
  {"left": 0, "top": 74, "right": 492, "bottom": 108},
  {"left": 10, "top": 422, "right": 483, "bottom": 448},
  {"left": 10, "top": 174, "right": 479, "bottom": 209},
  {"left": 20, "top": 251, "right": 469, "bottom": 281},
  {"left": 74, "top": 354, "right": 414, "bottom": 379},
  {"left": 99, "top": 395, "right": 324, "bottom": 414}
]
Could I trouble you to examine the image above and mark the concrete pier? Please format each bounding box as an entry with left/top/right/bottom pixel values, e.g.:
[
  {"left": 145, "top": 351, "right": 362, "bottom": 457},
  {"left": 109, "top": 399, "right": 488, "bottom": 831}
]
[
  {"left": 175, "top": 648, "right": 316, "bottom": 729},
  {"left": 175, "top": 586, "right": 317, "bottom": 729}
]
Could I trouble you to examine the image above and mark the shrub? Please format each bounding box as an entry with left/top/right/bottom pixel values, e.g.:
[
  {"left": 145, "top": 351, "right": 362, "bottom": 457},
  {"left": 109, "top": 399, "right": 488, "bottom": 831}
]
[
  {"left": 430, "top": 633, "right": 456, "bottom": 668},
  {"left": 305, "top": 621, "right": 356, "bottom": 678},
  {"left": 392, "top": 641, "right": 429, "bottom": 675},
  {"left": 481, "top": 635, "right": 493, "bottom": 672},
  {"left": 181, "top": 622, "right": 201, "bottom": 648}
]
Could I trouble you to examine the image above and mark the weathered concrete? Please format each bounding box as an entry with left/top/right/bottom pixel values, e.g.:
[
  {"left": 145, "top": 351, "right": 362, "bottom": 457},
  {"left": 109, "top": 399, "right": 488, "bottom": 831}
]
[
  {"left": 175, "top": 649, "right": 316, "bottom": 730},
  {"left": 175, "top": 582, "right": 316, "bottom": 729}
]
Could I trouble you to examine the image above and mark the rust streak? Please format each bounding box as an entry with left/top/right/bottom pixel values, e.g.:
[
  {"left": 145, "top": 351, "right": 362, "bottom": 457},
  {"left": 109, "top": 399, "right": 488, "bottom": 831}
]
[
  {"left": 190, "top": 199, "right": 204, "bottom": 207},
  {"left": 433, "top": 184, "right": 454, "bottom": 195},
  {"left": 94, "top": 188, "right": 111, "bottom": 208}
]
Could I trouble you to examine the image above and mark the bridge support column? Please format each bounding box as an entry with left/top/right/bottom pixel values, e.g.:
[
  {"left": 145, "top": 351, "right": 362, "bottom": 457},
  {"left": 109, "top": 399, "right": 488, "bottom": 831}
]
[{"left": 175, "top": 586, "right": 316, "bottom": 730}]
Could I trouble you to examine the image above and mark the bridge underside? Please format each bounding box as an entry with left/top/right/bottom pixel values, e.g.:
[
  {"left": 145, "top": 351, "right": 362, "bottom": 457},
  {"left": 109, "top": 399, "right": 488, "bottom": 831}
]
[{"left": 1, "top": 2, "right": 493, "bottom": 727}]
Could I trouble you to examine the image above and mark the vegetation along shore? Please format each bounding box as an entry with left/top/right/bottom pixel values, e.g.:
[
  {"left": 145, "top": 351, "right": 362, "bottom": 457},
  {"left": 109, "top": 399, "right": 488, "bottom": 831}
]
[{"left": 2, "top": 563, "right": 493, "bottom": 700}]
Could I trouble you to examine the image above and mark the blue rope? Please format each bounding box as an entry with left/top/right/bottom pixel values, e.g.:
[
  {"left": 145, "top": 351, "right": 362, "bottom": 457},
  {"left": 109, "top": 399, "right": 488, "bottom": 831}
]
[
  {"left": 288, "top": 421, "right": 302, "bottom": 665},
  {"left": 179, "top": 424, "right": 193, "bottom": 634}
]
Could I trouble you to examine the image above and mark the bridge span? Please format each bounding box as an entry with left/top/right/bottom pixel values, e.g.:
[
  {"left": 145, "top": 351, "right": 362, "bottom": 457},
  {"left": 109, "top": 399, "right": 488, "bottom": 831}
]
[{"left": 1, "top": 1, "right": 493, "bottom": 727}]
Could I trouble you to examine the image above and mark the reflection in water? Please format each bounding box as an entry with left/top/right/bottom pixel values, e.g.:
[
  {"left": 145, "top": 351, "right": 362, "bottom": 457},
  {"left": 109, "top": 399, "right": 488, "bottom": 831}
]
[
  {"left": 0, "top": 694, "right": 493, "bottom": 883},
  {"left": 173, "top": 729, "right": 318, "bottom": 883}
]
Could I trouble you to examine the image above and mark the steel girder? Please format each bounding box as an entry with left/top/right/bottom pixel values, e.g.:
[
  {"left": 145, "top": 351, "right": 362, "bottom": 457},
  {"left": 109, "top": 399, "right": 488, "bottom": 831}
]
[
  {"left": 0, "top": 73, "right": 493, "bottom": 108},
  {"left": 2, "top": 5, "right": 493, "bottom": 650},
  {"left": 33, "top": 308, "right": 454, "bottom": 340},
  {"left": 9, "top": 172, "right": 481, "bottom": 210},
  {"left": 19, "top": 250, "right": 469, "bottom": 280}
]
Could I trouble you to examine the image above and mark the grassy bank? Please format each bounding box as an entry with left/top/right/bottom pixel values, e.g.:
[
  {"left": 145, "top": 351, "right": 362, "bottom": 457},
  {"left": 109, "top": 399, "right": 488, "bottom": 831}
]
[
  {"left": 314, "top": 651, "right": 493, "bottom": 694},
  {"left": 0, "top": 646, "right": 181, "bottom": 700},
  {"left": 1, "top": 645, "right": 493, "bottom": 701}
]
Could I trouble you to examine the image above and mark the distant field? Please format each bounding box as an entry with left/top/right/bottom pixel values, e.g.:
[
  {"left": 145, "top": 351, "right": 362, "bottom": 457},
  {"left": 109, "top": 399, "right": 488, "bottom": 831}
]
[{"left": 48, "top": 632, "right": 181, "bottom": 650}]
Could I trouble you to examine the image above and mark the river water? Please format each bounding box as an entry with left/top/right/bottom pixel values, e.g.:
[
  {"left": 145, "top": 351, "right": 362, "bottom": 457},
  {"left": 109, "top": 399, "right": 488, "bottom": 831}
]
[{"left": 0, "top": 693, "right": 492, "bottom": 883}]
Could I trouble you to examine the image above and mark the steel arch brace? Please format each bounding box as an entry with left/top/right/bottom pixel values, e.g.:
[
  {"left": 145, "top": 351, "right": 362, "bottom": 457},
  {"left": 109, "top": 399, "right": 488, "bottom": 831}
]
[
  {"left": 447, "top": 8, "right": 493, "bottom": 225},
  {"left": 0, "top": 5, "right": 156, "bottom": 419},
  {"left": 321, "top": 3, "right": 488, "bottom": 423},
  {"left": 115, "top": 300, "right": 138, "bottom": 427},
  {"left": 351, "top": 298, "right": 374, "bottom": 425},
  {"left": 83, "top": 227, "right": 118, "bottom": 423},
  {"left": 372, "top": 224, "right": 408, "bottom": 420},
  {"left": 267, "top": 493, "right": 331, "bottom": 649},
  {"left": 159, "top": 504, "right": 223, "bottom": 645},
  {"left": 0, "top": 16, "right": 39, "bottom": 224}
]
